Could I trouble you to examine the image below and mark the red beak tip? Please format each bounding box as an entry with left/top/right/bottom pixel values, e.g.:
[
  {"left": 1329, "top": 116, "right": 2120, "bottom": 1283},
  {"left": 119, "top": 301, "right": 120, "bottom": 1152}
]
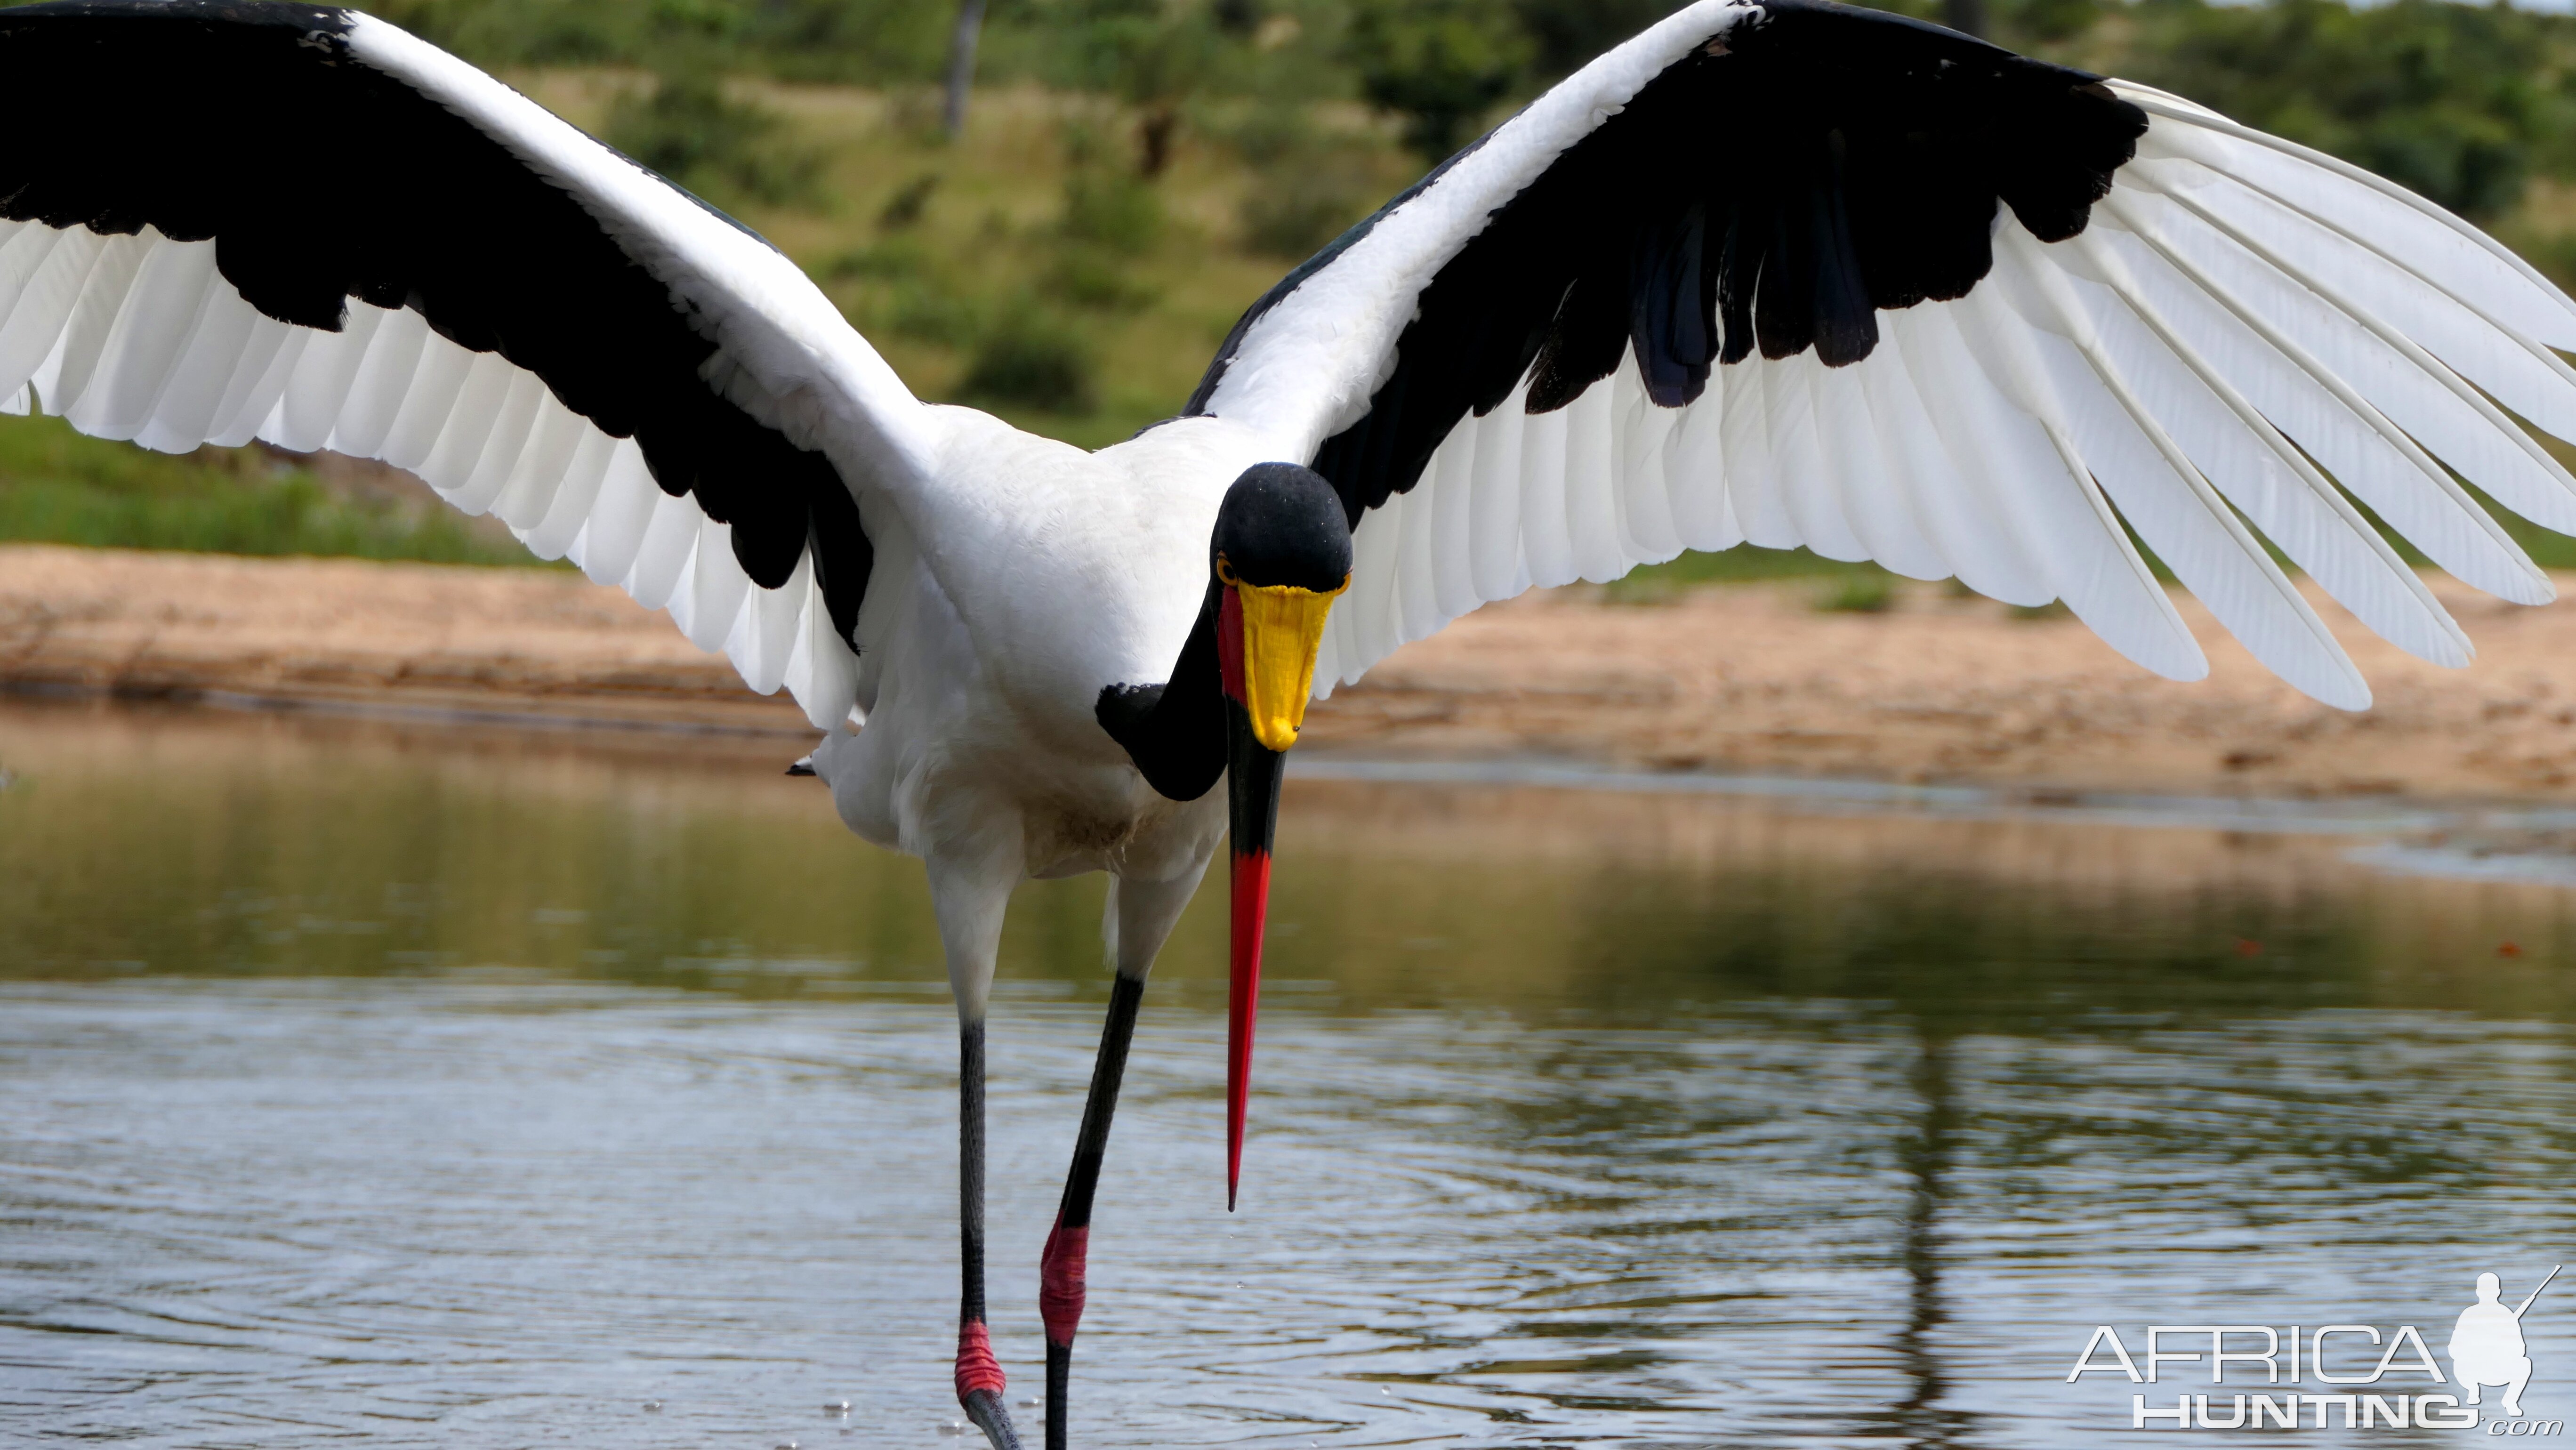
[{"left": 1226, "top": 845, "right": 1272, "bottom": 1223}]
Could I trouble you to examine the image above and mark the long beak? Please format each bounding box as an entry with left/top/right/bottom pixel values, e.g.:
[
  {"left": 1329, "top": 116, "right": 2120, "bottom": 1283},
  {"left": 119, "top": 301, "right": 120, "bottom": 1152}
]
[
  {"left": 1223, "top": 698, "right": 1280, "bottom": 1213},
  {"left": 1216, "top": 570, "right": 1344, "bottom": 1210}
]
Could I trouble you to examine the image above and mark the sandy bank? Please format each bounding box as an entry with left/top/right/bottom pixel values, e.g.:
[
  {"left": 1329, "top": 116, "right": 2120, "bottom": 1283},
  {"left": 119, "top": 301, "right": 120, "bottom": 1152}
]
[
  {"left": 1302, "top": 573, "right": 2576, "bottom": 803},
  {"left": 6, "top": 542, "right": 2576, "bottom": 803},
  {"left": 0, "top": 544, "right": 781, "bottom": 733}
]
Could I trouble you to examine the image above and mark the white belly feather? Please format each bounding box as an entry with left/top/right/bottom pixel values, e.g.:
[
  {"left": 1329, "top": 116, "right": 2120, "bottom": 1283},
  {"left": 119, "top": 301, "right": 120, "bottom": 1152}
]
[{"left": 812, "top": 409, "right": 1286, "bottom": 886}]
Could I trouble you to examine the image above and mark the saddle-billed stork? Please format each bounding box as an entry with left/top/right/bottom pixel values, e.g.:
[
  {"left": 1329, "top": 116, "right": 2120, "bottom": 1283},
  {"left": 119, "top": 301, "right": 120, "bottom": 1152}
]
[{"left": 2, "top": 2, "right": 2572, "bottom": 1444}]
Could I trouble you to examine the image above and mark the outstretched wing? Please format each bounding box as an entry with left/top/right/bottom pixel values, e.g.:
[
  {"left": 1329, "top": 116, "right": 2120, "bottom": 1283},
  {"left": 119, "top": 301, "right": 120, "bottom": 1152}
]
[
  {"left": 0, "top": 1, "right": 943, "bottom": 727},
  {"left": 1190, "top": 0, "right": 2576, "bottom": 710}
]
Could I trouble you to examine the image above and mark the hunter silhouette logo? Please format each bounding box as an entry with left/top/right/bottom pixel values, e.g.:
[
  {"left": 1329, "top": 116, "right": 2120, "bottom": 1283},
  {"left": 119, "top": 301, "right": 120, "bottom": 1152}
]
[
  {"left": 2454, "top": 1266, "right": 2559, "bottom": 1419},
  {"left": 2066, "top": 1263, "right": 2565, "bottom": 1431}
]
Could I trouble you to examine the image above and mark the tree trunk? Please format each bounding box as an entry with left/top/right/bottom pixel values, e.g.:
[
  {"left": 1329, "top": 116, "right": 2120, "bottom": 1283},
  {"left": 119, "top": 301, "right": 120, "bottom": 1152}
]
[
  {"left": 1137, "top": 105, "right": 1178, "bottom": 179},
  {"left": 944, "top": 0, "right": 988, "bottom": 140}
]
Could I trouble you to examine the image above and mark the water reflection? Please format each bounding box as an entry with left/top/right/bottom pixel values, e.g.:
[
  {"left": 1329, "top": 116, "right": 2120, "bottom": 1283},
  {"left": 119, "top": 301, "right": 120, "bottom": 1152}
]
[
  {"left": 1889, "top": 1029, "right": 1966, "bottom": 1449},
  {"left": 1, "top": 696, "right": 2573, "bottom": 1447}
]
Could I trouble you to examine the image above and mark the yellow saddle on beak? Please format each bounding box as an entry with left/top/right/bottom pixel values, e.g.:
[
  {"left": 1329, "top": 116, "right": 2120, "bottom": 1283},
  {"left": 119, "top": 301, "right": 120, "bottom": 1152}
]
[{"left": 1220, "top": 556, "right": 1348, "bottom": 753}]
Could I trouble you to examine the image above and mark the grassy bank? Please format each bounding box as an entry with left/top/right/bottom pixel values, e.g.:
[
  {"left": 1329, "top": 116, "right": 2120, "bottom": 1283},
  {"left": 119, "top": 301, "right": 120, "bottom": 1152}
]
[{"left": 0, "top": 416, "right": 534, "bottom": 568}]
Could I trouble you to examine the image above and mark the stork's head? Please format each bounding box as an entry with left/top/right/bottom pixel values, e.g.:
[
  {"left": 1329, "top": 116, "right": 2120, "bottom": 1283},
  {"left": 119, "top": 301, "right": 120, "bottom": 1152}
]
[
  {"left": 1213, "top": 463, "right": 1349, "bottom": 1211},
  {"left": 1212, "top": 463, "right": 1352, "bottom": 751}
]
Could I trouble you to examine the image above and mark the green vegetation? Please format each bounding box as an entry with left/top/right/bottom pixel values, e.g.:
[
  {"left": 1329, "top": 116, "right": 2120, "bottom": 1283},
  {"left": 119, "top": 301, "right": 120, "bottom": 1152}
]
[
  {"left": 0, "top": 415, "right": 533, "bottom": 566},
  {"left": 604, "top": 67, "right": 826, "bottom": 210},
  {"left": 1347, "top": 0, "right": 1532, "bottom": 161},
  {"left": 1606, "top": 546, "right": 1896, "bottom": 599},
  {"left": 16, "top": 0, "right": 2576, "bottom": 593},
  {"left": 365, "top": 0, "right": 2576, "bottom": 227},
  {"left": 1812, "top": 572, "right": 1900, "bottom": 614}
]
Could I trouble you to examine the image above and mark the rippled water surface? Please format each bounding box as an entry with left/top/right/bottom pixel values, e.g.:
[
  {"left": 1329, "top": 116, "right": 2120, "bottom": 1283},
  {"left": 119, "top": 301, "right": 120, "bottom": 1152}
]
[{"left": 5, "top": 697, "right": 2576, "bottom": 1448}]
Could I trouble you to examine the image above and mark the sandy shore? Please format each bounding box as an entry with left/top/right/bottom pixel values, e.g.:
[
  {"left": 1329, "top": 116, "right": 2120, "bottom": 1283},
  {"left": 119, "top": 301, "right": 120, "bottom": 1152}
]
[
  {"left": 7, "top": 542, "right": 2576, "bottom": 802},
  {"left": 0, "top": 544, "right": 783, "bottom": 733}
]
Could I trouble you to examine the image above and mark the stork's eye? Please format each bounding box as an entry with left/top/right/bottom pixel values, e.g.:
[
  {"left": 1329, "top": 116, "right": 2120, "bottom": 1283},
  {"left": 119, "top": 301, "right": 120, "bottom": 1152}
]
[{"left": 1215, "top": 555, "right": 1240, "bottom": 587}]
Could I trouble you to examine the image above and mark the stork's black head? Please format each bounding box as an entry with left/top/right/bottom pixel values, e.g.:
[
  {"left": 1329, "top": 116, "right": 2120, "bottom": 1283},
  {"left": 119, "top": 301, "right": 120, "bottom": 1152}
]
[
  {"left": 1094, "top": 462, "right": 1352, "bottom": 805},
  {"left": 1211, "top": 463, "right": 1351, "bottom": 590}
]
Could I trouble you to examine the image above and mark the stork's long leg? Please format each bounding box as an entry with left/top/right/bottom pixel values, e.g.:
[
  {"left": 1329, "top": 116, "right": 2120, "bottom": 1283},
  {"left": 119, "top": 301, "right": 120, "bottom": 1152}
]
[
  {"left": 1041, "top": 870, "right": 1203, "bottom": 1450},
  {"left": 931, "top": 853, "right": 1025, "bottom": 1450}
]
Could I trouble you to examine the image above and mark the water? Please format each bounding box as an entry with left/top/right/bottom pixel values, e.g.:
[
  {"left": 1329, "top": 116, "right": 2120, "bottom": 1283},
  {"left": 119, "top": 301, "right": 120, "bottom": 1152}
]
[{"left": 3, "top": 695, "right": 2575, "bottom": 1447}]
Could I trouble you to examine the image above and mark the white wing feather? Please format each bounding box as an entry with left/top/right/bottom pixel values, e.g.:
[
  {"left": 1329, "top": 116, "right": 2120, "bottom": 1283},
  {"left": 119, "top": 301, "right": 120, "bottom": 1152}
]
[
  {"left": 1310, "top": 79, "right": 2576, "bottom": 709},
  {"left": 0, "top": 16, "right": 952, "bottom": 730}
]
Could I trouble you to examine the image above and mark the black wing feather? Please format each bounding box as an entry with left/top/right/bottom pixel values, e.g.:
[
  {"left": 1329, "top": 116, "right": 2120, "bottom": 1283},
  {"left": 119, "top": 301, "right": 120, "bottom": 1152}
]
[
  {"left": 1189, "top": 0, "right": 2145, "bottom": 531},
  {"left": 0, "top": 0, "right": 870, "bottom": 645}
]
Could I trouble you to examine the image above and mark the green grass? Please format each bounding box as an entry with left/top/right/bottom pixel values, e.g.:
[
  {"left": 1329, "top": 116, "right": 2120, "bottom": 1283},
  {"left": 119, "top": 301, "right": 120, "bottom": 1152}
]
[
  {"left": 1605, "top": 547, "right": 1893, "bottom": 601},
  {"left": 2484, "top": 485, "right": 2576, "bottom": 572},
  {"left": 512, "top": 74, "right": 1426, "bottom": 451},
  {"left": 1813, "top": 572, "right": 1897, "bottom": 613},
  {"left": 0, "top": 414, "right": 539, "bottom": 566}
]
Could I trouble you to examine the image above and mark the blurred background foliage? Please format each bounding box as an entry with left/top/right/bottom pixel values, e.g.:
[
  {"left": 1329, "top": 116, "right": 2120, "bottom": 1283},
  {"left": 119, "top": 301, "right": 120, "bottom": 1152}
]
[
  {"left": 16, "top": 0, "right": 2576, "bottom": 581},
  {"left": 365, "top": 0, "right": 2576, "bottom": 228}
]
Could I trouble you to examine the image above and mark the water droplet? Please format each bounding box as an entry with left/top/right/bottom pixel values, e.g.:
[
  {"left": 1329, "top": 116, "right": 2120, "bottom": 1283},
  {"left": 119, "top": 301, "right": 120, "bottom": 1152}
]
[
  {"left": 1381, "top": 1386, "right": 1392, "bottom": 1395},
  {"left": 823, "top": 1400, "right": 852, "bottom": 1414},
  {"left": 1234, "top": 1281, "right": 1246, "bottom": 1289},
  {"left": 1015, "top": 1395, "right": 1041, "bottom": 1408},
  {"left": 775, "top": 1441, "right": 799, "bottom": 1450},
  {"left": 941, "top": 1420, "right": 969, "bottom": 1436},
  {"left": 642, "top": 1400, "right": 664, "bottom": 1412}
]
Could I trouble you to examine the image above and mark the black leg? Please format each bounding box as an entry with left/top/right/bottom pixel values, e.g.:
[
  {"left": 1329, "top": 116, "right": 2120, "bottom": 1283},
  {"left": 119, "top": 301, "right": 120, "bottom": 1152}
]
[
  {"left": 1039, "top": 972, "right": 1148, "bottom": 1450},
  {"left": 958, "top": 1019, "right": 1023, "bottom": 1450}
]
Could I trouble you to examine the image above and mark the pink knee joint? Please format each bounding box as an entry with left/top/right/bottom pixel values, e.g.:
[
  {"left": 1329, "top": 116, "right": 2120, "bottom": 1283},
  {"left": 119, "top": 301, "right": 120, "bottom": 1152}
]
[
  {"left": 954, "top": 1319, "right": 1006, "bottom": 1402},
  {"left": 1039, "top": 1222, "right": 1090, "bottom": 1346}
]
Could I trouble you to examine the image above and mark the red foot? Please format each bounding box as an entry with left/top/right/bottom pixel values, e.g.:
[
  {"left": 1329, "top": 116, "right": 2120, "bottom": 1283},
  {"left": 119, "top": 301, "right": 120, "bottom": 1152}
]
[
  {"left": 955, "top": 1319, "right": 1006, "bottom": 1402},
  {"left": 1039, "top": 1222, "right": 1090, "bottom": 1345}
]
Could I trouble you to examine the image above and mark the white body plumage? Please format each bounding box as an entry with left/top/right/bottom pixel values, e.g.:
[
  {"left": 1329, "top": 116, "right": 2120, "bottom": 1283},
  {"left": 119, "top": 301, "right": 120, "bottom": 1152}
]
[{"left": 812, "top": 411, "right": 1276, "bottom": 1013}]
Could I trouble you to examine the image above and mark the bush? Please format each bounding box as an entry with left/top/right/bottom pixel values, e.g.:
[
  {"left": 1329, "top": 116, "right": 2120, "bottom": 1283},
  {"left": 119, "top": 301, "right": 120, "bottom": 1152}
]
[
  {"left": 371, "top": 0, "right": 948, "bottom": 83},
  {"left": 828, "top": 236, "right": 932, "bottom": 282},
  {"left": 2117, "top": 0, "right": 2571, "bottom": 221},
  {"left": 1222, "top": 101, "right": 1321, "bottom": 168},
  {"left": 883, "top": 282, "right": 983, "bottom": 347},
  {"left": 955, "top": 306, "right": 1099, "bottom": 414},
  {"left": 1047, "top": 246, "right": 1161, "bottom": 312},
  {"left": 1240, "top": 156, "right": 1371, "bottom": 258},
  {"left": 1345, "top": 0, "right": 1533, "bottom": 162},
  {"left": 1813, "top": 573, "right": 1896, "bottom": 614},
  {"left": 605, "top": 69, "right": 823, "bottom": 211},
  {"left": 876, "top": 173, "right": 941, "bottom": 231},
  {"left": 1060, "top": 168, "right": 1165, "bottom": 255},
  {"left": 1512, "top": 0, "right": 1685, "bottom": 79}
]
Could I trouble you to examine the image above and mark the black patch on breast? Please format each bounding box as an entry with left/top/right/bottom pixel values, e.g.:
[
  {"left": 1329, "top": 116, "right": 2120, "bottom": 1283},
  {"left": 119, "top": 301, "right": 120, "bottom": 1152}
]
[
  {"left": 1187, "top": 0, "right": 2145, "bottom": 531},
  {"left": 1095, "top": 580, "right": 1226, "bottom": 803},
  {"left": 0, "top": 1, "right": 870, "bottom": 647}
]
